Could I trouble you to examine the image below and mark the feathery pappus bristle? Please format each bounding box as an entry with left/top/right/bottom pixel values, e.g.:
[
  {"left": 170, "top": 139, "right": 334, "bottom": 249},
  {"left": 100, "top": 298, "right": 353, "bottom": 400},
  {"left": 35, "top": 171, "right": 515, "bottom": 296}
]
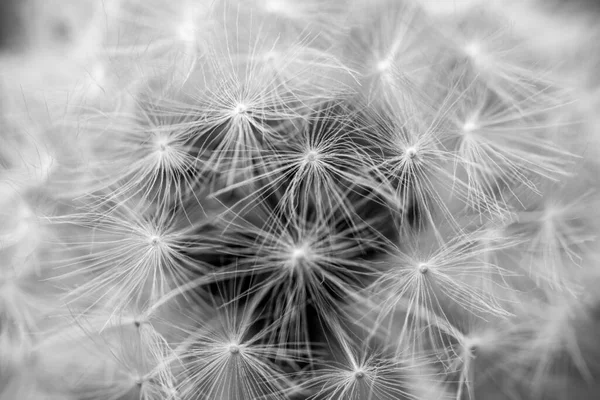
[{"left": 2, "top": 0, "right": 600, "bottom": 399}]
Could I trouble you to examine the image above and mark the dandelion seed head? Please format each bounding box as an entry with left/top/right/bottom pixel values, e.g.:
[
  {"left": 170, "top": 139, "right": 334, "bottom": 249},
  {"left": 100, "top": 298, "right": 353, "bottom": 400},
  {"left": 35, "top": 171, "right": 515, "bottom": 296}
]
[{"left": 7, "top": 3, "right": 588, "bottom": 397}]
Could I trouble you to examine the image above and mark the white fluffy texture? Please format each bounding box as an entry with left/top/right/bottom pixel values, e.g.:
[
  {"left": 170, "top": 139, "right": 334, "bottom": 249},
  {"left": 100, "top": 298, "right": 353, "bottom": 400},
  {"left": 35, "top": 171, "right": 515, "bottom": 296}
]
[{"left": 1, "top": 0, "right": 600, "bottom": 399}]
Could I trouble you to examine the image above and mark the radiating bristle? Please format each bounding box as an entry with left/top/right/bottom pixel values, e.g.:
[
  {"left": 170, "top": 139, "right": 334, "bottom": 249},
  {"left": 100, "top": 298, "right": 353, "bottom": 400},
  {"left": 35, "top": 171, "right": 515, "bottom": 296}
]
[{"left": 1, "top": 0, "right": 600, "bottom": 399}]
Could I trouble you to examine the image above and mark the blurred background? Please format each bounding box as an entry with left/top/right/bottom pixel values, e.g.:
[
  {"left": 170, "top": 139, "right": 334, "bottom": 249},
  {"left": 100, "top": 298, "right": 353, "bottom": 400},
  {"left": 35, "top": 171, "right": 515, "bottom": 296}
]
[{"left": 0, "top": 0, "right": 598, "bottom": 54}]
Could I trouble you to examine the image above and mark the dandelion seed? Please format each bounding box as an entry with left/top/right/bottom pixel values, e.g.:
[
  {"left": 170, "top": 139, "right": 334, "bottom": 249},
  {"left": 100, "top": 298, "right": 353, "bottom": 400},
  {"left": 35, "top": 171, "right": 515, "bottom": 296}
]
[
  {"left": 449, "top": 330, "right": 491, "bottom": 400},
  {"left": 358, "top": 96, "right": 468, "bottom": 238},
  {"left": 169, "top": 28, "right": 308, "bottom": 187},
  {"left": 104, "top": 0, "right": 211, "bottom": 59},
  {"left": 208, "top": 103, "right": 380, "bottom": 231},
  {"left": 71, "top": 96, "right": 207, "bottom": 209},
  {"left": 34, "top": 311, "right": 178, "bottom": 400},
  {"left": 443, "top": 77, "right": 576, "bottom": 219},
  {"left": 344, "top": 0, "right": 441, "bottom": 104},
  {"left": 211, "top": 201, "right": 384, "bottom": 349},
  {"left": 367, "top": 228, "right": 517, "bottom": 357},
  {"left": 172, "top": 282, "right": 300, "bottom": 400},
  {"left": 232, "top": 31, "right": 356, "bottom": 101},
  {"left": 47, "top": 198, "right": 213, "bottom": 314},
  {"left": 508, "top": 186, "right": 598, "bottom": 291},
  {"left": 494, "top": 297, "right": 600, "bottom": 399},
  {"left": 442, "top": 8, "right": 572, "bottom": 108},
  {"left": 304, "top": 325, "right": 437, "bottom": 400}
]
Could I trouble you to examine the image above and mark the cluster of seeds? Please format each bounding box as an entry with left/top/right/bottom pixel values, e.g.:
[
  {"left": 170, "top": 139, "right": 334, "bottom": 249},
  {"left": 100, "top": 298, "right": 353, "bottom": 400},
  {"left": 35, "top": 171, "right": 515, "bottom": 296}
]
[{"left": 1, "top": 0, "right": 600, "bottom": 399}]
